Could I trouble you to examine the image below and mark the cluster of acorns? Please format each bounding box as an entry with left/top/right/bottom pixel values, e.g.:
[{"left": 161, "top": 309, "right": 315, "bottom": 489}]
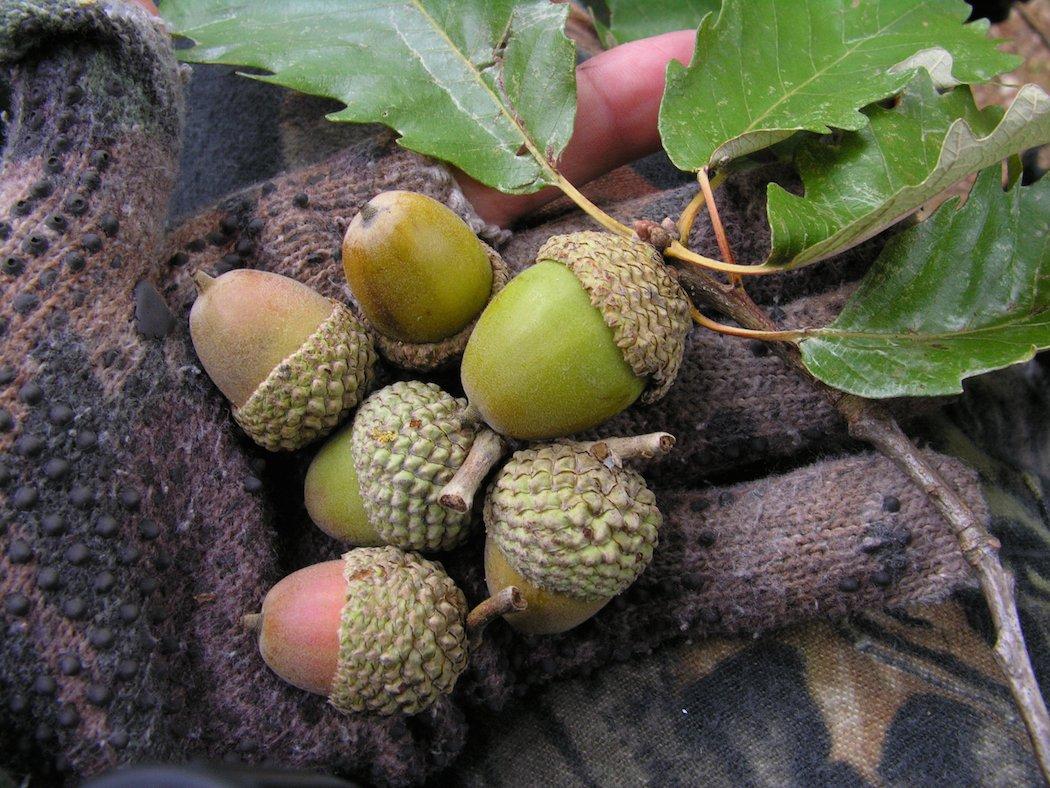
[{"left": 189, "top": 191, "right": 692, "bottom": 716}]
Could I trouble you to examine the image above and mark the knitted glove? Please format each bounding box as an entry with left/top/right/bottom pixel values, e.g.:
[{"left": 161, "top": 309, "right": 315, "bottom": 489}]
[{"left": 0, "top": 3, "right": 978, "bottom": 785}]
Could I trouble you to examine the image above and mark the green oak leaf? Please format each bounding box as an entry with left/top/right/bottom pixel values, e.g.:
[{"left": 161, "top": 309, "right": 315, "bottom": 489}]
[
  {"left": 799, "top": 168, "right": 1050, "bottom": 399},
  {"left": 659, "top": 0, "right": 1020, "bottom": 172},
  {"left": 159, "top": 0, "right": 577, "bottom": 194},
  {"left": 765, "top": 75, "right": 1050, "bottom": 268},
  {"left": 599, "top": 0, "right": 720, "bottom": 45}
]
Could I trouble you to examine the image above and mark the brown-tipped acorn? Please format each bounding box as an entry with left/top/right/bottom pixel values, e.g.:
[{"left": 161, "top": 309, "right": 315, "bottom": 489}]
[
  {"left": 190, "top": 269, "right": 377, "bottom": 451},
  {"left": 482, "top": 433, "right": 673, "bottom": 635},
  {"left": 461, "top": 231, "right": 692, "bottom": 440},
  {"left": 342, "top": 191, "right": 510, "bottom": 370},
  {"left": 305, "top": 381, "right": 506, "bottom": 551},
  {"left": 244, "top": 546, "right": 523, "bottom": 716}
]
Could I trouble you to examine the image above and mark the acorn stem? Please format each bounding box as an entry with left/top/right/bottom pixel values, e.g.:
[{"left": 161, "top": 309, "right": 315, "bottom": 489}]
[
  {"left": 466, "top": 587, "right": 525, "bottom": 637},
  {"left": 241, "top": 613, "right": 262, "bottom": 632},
  {"left": 579, "top": 432, "right": 676, "bottom": 462},
  {"left": 193, "top": 270, "right": 216, "bottom": 293},
  {"left": 439, "top": 429, "right": 507, "bottom": 513}
]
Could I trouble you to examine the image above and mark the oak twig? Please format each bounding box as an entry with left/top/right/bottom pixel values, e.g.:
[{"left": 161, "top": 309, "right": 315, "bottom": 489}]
[
  {"left": 467, "top": 587, "right": 526, "bottom": 648},
  {"left": 671, "top": 261, "right": 1050, "bottom": 781},
  {"left": 576, "top": 431, "right": 676, "bottom": 462},
  {"left": 439, "top": 429, "right": 508, "bottom": 513}
]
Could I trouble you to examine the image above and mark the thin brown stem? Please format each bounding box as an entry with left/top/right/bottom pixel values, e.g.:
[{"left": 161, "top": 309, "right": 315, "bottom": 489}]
[
  {"left": 576, "top": 432, "right": 676, "bottom": 462},
  {"left": 671, "top": 261, "right": 1050, "bottom": 780},
  {"left": 699, "top": 168, "right": 737, "bottom": 266},
  {"left": 677, "top": 189, "right": 708, "bottom": 242},
  {"left": 467, "top": 587, "right": 526, "bottom": 639},
  {"left": 691, "top": 306, "right": 809, "bottom": 341},
  {"left": 440, "top": 429, "right": 508, "bottom": 513}
]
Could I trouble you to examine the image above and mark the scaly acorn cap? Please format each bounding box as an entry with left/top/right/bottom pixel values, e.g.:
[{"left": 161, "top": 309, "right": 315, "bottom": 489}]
[
  {"left": 351, "top": 381, "right": 481, "bottom": 551},
  {"left": 372, "top": 244, "right": 511, "bottom": 371},
  {"left": 232, "top": 302, "right": 377, "bottom": 451},
  {"left": 535, "top": 231, "right": 691, "bottom": 402},
  {"left": 484, "top": 441, "right": 662, "bottom": 601},
  {"left": 330, "top": 547, "right": 469, "bottom": 715}
]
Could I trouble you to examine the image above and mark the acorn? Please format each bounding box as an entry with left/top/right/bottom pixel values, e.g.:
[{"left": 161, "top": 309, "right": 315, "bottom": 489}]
[
  {"left": 480, "top": 433, "right": 672, "bottom": 635},
  {"left": 190, "top": 269, "right": 377, "bottom": 451},
  {"left": 304, "top": 381, "right": 506, "bottom": 551},
  {"left": 243, "top": 547, "right": 523, "bottom": 716},
  {"left": 461, "top": 231, "right": 691, "bottom": 440},
  {"left": 342, "top": 191, "right": 510, "bottom": 370}
]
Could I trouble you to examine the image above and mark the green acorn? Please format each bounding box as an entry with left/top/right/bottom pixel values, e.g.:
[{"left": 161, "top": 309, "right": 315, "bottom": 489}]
[
  {"left": 190, "top": 269, "right": 377, "bottom": 451},
  {"left": 305, "top": 381, "right": 506, "bottom": 551},
  {"left": 461, "top": 232, "right": 691, "bottom": 440},
  {"left": 482, "top": 433, "right": 672, "bottom": 634}
]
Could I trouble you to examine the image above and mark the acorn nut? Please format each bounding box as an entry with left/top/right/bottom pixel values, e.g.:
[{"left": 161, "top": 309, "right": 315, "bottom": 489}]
[
  {"left": 482, "top": 433, "right": 673, "bottom": 634},
  {"left": 190, "top": 269, "right": 377, "bottom": 451},
  {"left": 461, "top": 231, "right": 691, "bottom": 440},
  {"left": 305, "top": 381, "right": 506, "bottom": 551},
  {"left": 244, "top": 547, "right": 523, "bottom": 715},
  {"left": 343, "top": 191, "right": 510, "bottom": 370}
]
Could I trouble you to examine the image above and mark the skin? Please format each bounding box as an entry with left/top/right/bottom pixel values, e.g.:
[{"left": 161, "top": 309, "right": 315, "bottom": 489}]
[
  {"left": 343, "top": 191, "right": 493, "bottom": 343},
  {"left": 461, "top": 260, "right": 645, "bottom": 440},
  {"left": 304, "top": 424, "right": 381, "bottom": 545},
  {"left": 485, "top": 538, "right": 609, "bottom": 635},
  {"left": 189, "top": 270, "right": 334, "bottom": 407},
  {"left": 256, "top": 560, "right": 347, "bottom": 696}
]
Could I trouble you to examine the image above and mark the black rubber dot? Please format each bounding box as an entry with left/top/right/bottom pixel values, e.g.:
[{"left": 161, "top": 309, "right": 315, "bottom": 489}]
[
  {"left": 41, "top": 514, "right": 66, "bottom": 536},
  {"left": 35, "top": 724, "right": 55, "bottom": 743},
  {"left": 0, "top": 465, "right": 10, "bottom": 486},
  {"left": 75, "top": 430, "right": 97, "bottom": 450},
  {"left": 235, "top": 238, "right": 254, "bottom": 257},
  {"left": 108, "top": 730, "right": 129, "bottom": 749},
  {"left": 186, "top": 238, "right": 206, "bottom": 253},
  {"left": 94, "top": 514, "right": 118, "bottom": 537},
  {"left": 882, "top": 495, "right": 901, "bottom": 513},
  {"left": 207, "top": 230, "right": 226, "bottom": 246},
  {"left": 243, "top": 475, "right": 263, "bottom": 493},
  {"left": 246, "top": 218, "right": 265, "bottom": 235},
  {"left": 219, "top": 216, "right": 239, "bottom": 235},
  {"left": 12, "top": 199, "right": 32, "bottom": 217},
  {"left": 13, "top": 486, "right": 38, "bottom": 509},
  {"left": 139, "top": 520, "right": 160, "bottom": 540},
  {"left": 30, "top": 179, "right": 53, "bottom": 199},
  {"left": 64, "top": 84, "right": 83, "bottom": 104},
  {"left": 99, "top": 214, "right": 119, "bottom": 237},
  {"left": 0, "top": 409, "right": 14, "bottom": 431},
  {"left": 168, "top": 251, "right": 188, "bottom": 267},
  {"left": 65, "top": 543, "right": 90, "bottom": 565},
  {"left": 62, "top": 597, "right": 87, "bottom": 619},
  {"left": 213, "top": 259, "right": 237, "bottom": 276},
  {"left": 8, "top": 539, "right": 32, "bottom": 563},
  {"left": 138, "top": 576, "right": 159, "bottom": 594},
  {"left": 45, "top": 213, "right": 68, "bottom": 232},
  {"left": 8, "top": 693, "right": 28, "bottom": 713},
  {"left": 118, "top": 603, "right": 139, "bottom": 622},
  {"left": 5, "top": 593, "right": 29, "bottom": 616},
  {"left": 38, "top": 269, "right": 57, "bottom": 288},
  {"left": 86, "top": 684, "right": 111, "bottom": 706},
  {"left": 0, "top": 366, "right": 13, "bottom": 384},
  {"left": 838, "top": 577, "right": 860, "bottom": 593},
  {"left": 0, "top": 223, "right": 9, "bottom": 240},
  {"left": 33, "top": 675, "right": 56, "bottom": 695},
  {"left": 119, "top": 488, "right": 141, "bottom": 510},
  {"left": 114, "top": 659, "right": 139, "bottom": 681},
  {"left": 13, "top": 292, "right": 39, "bottom": 314},
  {"left": 48, "top": 404, "right": 73, "bottom": 425},
  {"left": 260, "top": 181, "right": 277, "bottom": 195},
  {"left": 64, "top": 195, "right": 88, "bottom": 216},
  {"left": 292, "top": 192, "right": 309, "bottom": 208},
  {"left": 64, "top": 252, "right": 85, "bottom": 271},
  {"left": 81, "top": 169, "right": 101, "bottom": 192},
  {"left": 58, "top": 655, "right": 81, "bottom": 676},
  {"left": 871, "top": 569, "right": 892, "bottom": 587},
  {"left": 18, "top": 381, "right": 42, "bottom": 405},
  {"left": 117, "top": 546, "right": 140, "bottom": 565},
  {"left": 306, "top": 251, "right": 326, "bottom": 266},
  {"left": 69, "top": 485, "right": 95, "bottom": 509},
  {"left": 56, "top": 704, "right": 79, "bottom": 728},
  {"left": 700, "top": 607, "right": 721, "bottom": 624},
  {"left": 220, "top": 252, "right": 241, "bottom": 267},
  {"left": 81, "top": 233, "right": 102, "bottom": 253},
  {"left": 717, "top": 491, "right": 735, "bottom": 507},
  {"left": 93, "top": 572, "right": 115, "bottom": 593},
  {"left": 36, "top": 567, "right": 60, "bottom": 590},
  {"left": 16, "top": 434, "right": 45, "bottom": 456},
  {"left": 2, "top": 256, "right": 24, "bottom": 276},
  {"left": 146, "top": 603, "right": 166, "bottom": 623},
  {"left": 88, "top": 627, "right": 114, "bottom": 649},
  {"left": 90, "top": 150, "right": 111, "bottom": 170},
  {"left": 45, "top": 156, "right": 63, "bottom": 174},
  {"left": 697, "top": 530, "right": 717, "bottom": 547},
  {"left": 57, "top": 110, "right": 75, "bottom": 131},
  {"left": 26, "top": 235, "right": 49, "bottom": 256}
]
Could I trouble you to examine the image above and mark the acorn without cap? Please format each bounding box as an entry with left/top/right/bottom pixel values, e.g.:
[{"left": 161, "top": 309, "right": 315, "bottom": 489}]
[
  {"left": 190, "top": 269, "right": 377, "bottom": 451},
  {"left": 461, "top": 231, "right": 691, "bottom": 441},
  {"left": 478, "top": 433, "right": 672, "bottom": 635},
  {"left": 305, "top": 381, "right": 506, "bottom": 551},
  {"left": 343, "top": 191, "right": 509, "bottom": 370},
  {"left": 244, "top": 546, "right": 523, "bottom": 715}
]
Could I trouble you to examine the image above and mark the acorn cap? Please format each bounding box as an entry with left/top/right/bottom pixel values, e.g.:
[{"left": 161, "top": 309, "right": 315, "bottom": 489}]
[
  {"left": 484, "top": 443, "right": 662, "bottom": 601},
  {"left": 234, "top": 302, "right": 377, "bottom": 451},
  {"left": 330, "top": 547, "right": 468, "bottom": 716},
  {"left": 535, "top": 231, "right": 691, "bottom": 402},
  {"left": 351, "top": 381, "right": 479, "bottom": 551},
  {"left": 373, "top": 243, "right": 511, "bottom": 371}
]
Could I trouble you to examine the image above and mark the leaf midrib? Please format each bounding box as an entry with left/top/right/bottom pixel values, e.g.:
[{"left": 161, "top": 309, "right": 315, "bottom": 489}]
[{"left": 812, "top": 305, "right": 1050, "bottom": 343}]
